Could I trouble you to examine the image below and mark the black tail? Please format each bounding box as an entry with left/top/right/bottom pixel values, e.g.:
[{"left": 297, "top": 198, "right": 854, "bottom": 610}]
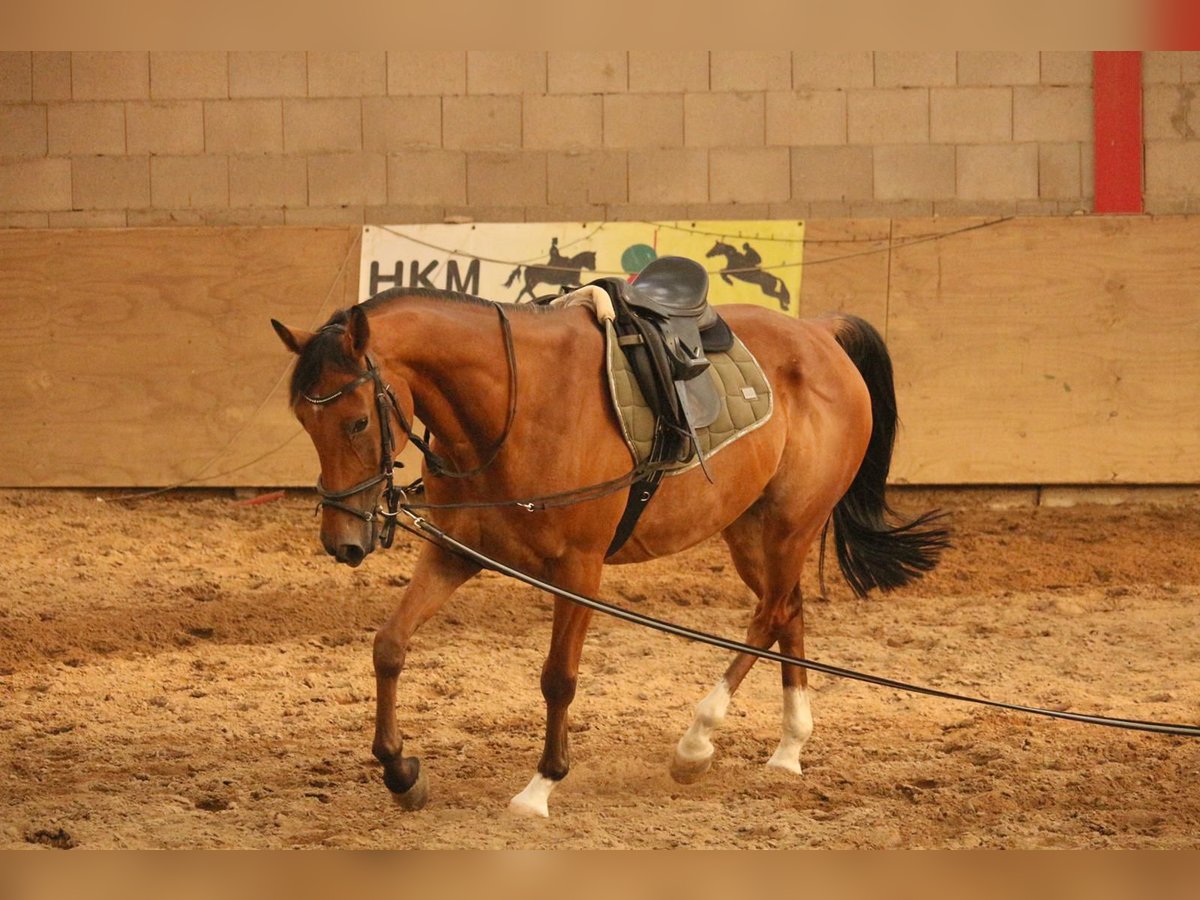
[{"left": 830, "top": 315, "right": 950, "bottom": 598}]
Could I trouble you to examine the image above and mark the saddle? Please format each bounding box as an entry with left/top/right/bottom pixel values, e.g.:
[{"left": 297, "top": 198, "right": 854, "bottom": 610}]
[
  {"left": 592, "top": 256, "right": 733, "bottom": 461},
  {"left": 585, "top": 257, "right": 737, "bottom": 557}
]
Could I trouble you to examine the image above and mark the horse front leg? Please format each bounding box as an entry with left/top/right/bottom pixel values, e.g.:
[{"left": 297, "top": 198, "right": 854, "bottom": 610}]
[
  {"left": 509, "top": 591, "right": 596, "bottom": 818},
  {"left": 372, "top": 543, "right": 479, "bottom": 810}
]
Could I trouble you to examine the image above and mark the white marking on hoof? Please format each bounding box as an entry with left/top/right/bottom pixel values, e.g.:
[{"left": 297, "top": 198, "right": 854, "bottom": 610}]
[
  {"left": 766, "top": 686, "right": 813, "bottom": 775},
  {"left": 508, "top": 774, "right": 556, "bottom": 818},
  {"left": 671, "top": 680, "right": 730, "bottom": 783},
  {"left": 390, "top": 768, "right": 430, "bottom": 811}
]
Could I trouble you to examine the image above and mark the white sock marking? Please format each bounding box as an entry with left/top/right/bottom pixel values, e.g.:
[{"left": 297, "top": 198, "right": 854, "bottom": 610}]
[
  {"left": 676, "top": 680, "right": 731, "bottom": 763},
  {"left": 509, "top": 774, "right": 557, "bottom": 818},
  {"left": 766, "top": 686, "right": 813, "bottom": 774}
]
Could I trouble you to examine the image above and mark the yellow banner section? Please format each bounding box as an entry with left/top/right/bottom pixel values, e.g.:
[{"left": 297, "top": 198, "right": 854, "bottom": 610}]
[{"left": 360, "top": 220, "right": 805, "bottom": 317}]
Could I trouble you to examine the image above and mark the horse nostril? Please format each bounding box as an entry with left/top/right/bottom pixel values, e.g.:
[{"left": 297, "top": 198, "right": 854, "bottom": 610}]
[{"left": 336, "top": 544, "right": 366, "bottom": 567}]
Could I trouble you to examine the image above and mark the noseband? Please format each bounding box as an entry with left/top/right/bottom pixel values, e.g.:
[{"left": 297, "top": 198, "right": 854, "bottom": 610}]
[{"left": 302, "top": 304, "right": 517, "bottom": 550}]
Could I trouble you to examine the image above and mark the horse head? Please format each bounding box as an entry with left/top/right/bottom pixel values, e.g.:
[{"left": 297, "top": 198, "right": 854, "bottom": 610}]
[
  {"left": 706, "top": 241, "right": 732, "bottom": 258},
  {"left": 272, "top": 306, "right": 406, "bottom": 567},
  {"left": 572, "top": 250, "right": 597, "bottom": 271}
]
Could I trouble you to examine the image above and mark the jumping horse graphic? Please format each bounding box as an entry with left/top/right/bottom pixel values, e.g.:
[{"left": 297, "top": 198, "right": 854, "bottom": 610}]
[
  {"left": 505, "top": 242, "right": 598, "bottom": 302},
  {"left": 706, "top": 241, "right": 791, "bottom": 312}
]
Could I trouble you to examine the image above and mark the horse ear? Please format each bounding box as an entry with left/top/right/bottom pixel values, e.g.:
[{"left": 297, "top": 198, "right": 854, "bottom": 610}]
[
  {"left": 271, "top": 319, "right": 312, "bottom": 355},
  {"left": 344, "top": 304, "right": 370, "bottom": 357}
]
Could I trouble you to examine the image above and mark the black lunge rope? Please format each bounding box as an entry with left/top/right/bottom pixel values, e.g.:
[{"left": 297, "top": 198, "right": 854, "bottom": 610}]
[{"left": 396, "top": 508, "right": 1200, "bottom": 739}]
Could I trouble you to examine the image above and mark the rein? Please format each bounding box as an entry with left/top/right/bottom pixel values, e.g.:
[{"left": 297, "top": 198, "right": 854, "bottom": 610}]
[
  {"left": 395, "top": 508, "right": 1200, "bottom": 740},
  {"left": 302, "top": 302, "right": 518, "bottom": 547}
]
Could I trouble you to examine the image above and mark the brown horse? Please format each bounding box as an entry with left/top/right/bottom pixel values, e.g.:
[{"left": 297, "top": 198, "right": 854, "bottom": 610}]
[{"left": 271, "top": 286, "right": 946, "bottom": 817}]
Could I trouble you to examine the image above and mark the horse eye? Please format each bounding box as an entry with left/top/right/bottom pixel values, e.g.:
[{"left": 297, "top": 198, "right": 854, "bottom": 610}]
[{"left": 350, "top": 417, "right": 369, "bottom": 435}]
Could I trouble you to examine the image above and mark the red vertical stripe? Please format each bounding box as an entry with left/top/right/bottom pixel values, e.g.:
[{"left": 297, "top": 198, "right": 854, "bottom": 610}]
[{"left": 1093, "top": 51, "right": 1143, "bottom": 215}]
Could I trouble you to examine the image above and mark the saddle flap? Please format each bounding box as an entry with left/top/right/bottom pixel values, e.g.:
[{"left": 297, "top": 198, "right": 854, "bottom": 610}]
[{"left": 624, "top": 256, "right": 709, "bottom": 318}]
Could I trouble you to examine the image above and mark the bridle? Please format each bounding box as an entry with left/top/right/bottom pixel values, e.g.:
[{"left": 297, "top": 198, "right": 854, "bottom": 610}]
[{"left": 301, "top": 304, "right": 517, "bottom": 550}]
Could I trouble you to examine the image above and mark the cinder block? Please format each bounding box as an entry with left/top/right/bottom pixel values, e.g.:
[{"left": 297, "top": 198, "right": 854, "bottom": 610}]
[
  {"left": 48, "top": 102, "right": 126, "bottom": 155},
  {"left": 1016, "top": 199, "right": 1063, "bottom": 215},
  {"left": 800, "top": 200, "right": 846, "bottom": 218},
  {"left": 48, "top": 209, "right": 128, "bottom": 227},
  {"left": 847, "top": 88, "right": 928, "bottom": 144},
  {"left": 523, "top": 94, "right": 602, "bottom": 150},
  {"left": 533, "top": 204, "right": 605, "bottom": 223},
  {"left": 443, "top": 204, "right": 525, "bottom": 223},
  {"left": 0, "top": 104, "right": 47, "bottom": 156},
  {"left": 127, "top": 101, "right": 204, "bottom": 155},
  {"left": 627, "top": 148, "right": 708, "bottom": 203},
  {"left": 791, "top": 145, "right": 873, "bottom": 201},
  {"left": 875, "top": 52, "right": 956, "bottom": 87},
  {"left": 605, "top": 203, "right": 690, "bottom": 221},
  {"left": 150, "top": 52, "right": 228, "bottom": 99},
  {"left": 229, "top": 155, "right": 307, "bottom": 208},
  {"left": 1013, "top": 86, "right": 1091, "bottom": 142},
  {"left": 710, "top": 146, "right": 790, "bottom": 203},
  {"left": 0, "top": 211, "right": 48, "bottom": 226},
  {"left": 203, "top": 208, "right": 286, "bottom": 226},
  {"left": 388, "top": 51, "right": 466, "bottom": 95},
  {"left": 603, "top": 94, "right": 683, "bottom": 148},
  {"left": 32, "top": 52, "right": 70, "bottom": 101},
  {"left": 0, "top": 52, "right": 31, "bottom": 101},
  {"left": 874, "top": 144, "right": 955, "bottom": 200},
  {"left": 308, "top": 51, "right": 386, "bottom": 97},
  {"left": 1080, "top": 147, "right": 1094, "bottom": 200},
  {"left": 792, "top": 52, "right": 873, "bottom": 89},
  {"left": 765, "top": 90, "right": 846, "bottom": 146},
  {"left": 850, "top": 199, "right": 933, "bottom": 217},
  {"left": 934, "top": 198, "right": 1017, "bottom": 217},
  {"left": 72, "top": 156, "right": 149, "bottom": 209},
  {"left": 957, "top": 51, "right": 1039, "bottom": 86},
  {"left": 687, "top": 202, "right": 771, "bottom": 220},
  {"left": 1040, "top": 51, "right": 1091, "bottom": 85},
  {"left": 711, "top": 52, "right": 791, "bottom": 91},
  {"left": 467, "top": 52, "right": 546, "bottom": 95},
  {"left": 1144, "top": 84, "right": 1198, "bottom": 141},
  {"left": 150, "top": 156, "right": 228, "bottom": 208},
  {"left": 230, "top": 51, "right": 306, "bottom": 98},
  {"left": 364, "top": 205, "right": 447, "bottom": 225},
  {"left": 685, "top": 92, "right": 764, "bottom": 147},
  {"left": 285, "top": 206, "right": 364, "bottom": 225},
  {"left": 547, "top": 150, "right": 627, "bottom": 204},
  {"left": 1038, "top": 143, "right": 1082, "bottom": 199},
  {"left": 547, "top": 51, "right": 627, "bottom": 94},
  {"left": 0, "top": 158, "right": 70, "bottom": 210},
  {"left": 930, "top": 87, "right": 1012, "bottom": 144},
  {"left": 127, "top": 208, "right": 205, "bottom": 226},
  {"left": 443, "top": 95, "right": 521, "bottom": 150},
  {"left": 1145, "top": 141, "right": 1200, "bottom": 197},
  {"left": 387, "top": 150, "right": 467, "bottom": 205},
  {"left": 956, "top": 143, "right": 1038, "bottom": 200},
  {"left": 308, "top": 153, "right": 387, "bottom": 206},
  {"left": 628, "top": 51, "right": 709, "bottom": 93},
  {"left": 1143, "top": 52, "right": 1181, "bottom": 84},
  {"left": 72, "top": 52, "right": 148, "bottom": 100},
  {"left": 283, "top": 98, "right": 362, "bottom": 153},
  {"left": 466, "top": 151, "right": 547, "bottom": 206},
  {"left": 205, "top": 99, "right": 283, "bottom": 154},
  {"left": 363, "top": 97, "right": 441, "bottom": 151}
]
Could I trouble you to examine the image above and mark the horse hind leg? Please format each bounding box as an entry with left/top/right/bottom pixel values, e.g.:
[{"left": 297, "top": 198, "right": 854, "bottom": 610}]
[{"left": 765, "top": 584, "right": 813, "bottom": 774}]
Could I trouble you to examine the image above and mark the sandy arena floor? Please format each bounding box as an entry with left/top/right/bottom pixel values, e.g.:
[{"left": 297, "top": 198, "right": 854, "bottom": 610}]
[{"left": 1, "top": 488, "right": 1197, "bottom": 849}]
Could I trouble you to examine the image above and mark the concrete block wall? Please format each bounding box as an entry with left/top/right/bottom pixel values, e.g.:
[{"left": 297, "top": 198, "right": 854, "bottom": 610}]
[{"left": 0, "top": 50, "right": 1196, "bottom": 227}]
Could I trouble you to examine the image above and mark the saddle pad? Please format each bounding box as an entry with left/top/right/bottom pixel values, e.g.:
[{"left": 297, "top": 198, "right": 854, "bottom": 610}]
[{"left": 605, "top": 321, "right": 773, "bottom": 474}]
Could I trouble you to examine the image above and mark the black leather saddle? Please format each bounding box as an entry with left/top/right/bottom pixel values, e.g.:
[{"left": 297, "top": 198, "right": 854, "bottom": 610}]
[{"left": 592, "top": 256, "right": 733, "bottom": 455}]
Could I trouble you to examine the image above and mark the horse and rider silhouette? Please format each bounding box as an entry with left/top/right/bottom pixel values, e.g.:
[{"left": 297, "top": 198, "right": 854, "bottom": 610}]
[
  {"left": 506, "top": 238, "right": 597, "bottom": 302},
  {"left": 706, "top": 240, "right": 791, "bottom": 312}
]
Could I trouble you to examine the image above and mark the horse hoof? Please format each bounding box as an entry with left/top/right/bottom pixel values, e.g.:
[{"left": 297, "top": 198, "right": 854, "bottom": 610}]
[
  {"left": 669, "top": 751, "right": 713, "bottom": 785},
  {"left": 389, "top": 768, "right": 430, "bottom": 811}
]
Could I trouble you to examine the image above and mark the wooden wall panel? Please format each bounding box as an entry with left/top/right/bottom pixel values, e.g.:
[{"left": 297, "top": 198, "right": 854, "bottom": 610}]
[
  {"left": 0, "top": 218, "right": 1197, "bottom": 487},
  {"left": 0, "top": 227, "right": 359, "bottom": 487},
  {"left": 887, "top": 216, "right": 1200, "bottom": 483}
]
